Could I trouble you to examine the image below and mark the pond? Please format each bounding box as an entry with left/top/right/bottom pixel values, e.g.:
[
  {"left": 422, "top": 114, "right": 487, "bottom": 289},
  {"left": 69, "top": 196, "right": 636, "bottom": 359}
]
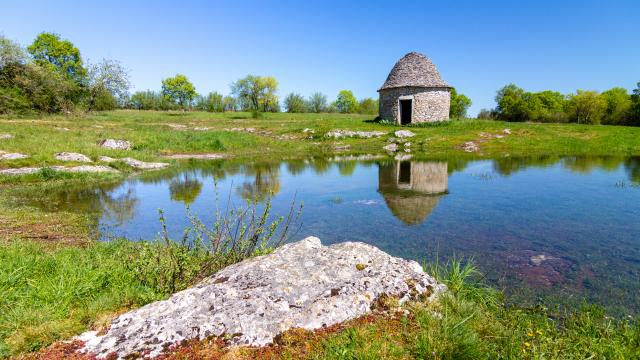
[{"left": 21, "top": 155, "right": 640, "bottom": 316}]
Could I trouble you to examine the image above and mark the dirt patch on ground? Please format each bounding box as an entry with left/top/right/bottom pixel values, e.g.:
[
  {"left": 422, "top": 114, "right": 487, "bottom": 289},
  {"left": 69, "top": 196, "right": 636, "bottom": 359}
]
[
  {"left": 27, "top": 312, "right": 409, "bottom": 360},
  {"left": 0, "top": 212, "right": 91, "bottom": 247}
]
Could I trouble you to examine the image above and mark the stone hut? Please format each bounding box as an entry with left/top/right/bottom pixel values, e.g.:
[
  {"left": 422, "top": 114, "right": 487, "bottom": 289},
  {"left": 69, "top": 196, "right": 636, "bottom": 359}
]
[
  {"left": 378, "top": 52, "right": 451, "bottom": 125},
  {"left": 378, "top": 161, "right": 448, "bottom": 225}
]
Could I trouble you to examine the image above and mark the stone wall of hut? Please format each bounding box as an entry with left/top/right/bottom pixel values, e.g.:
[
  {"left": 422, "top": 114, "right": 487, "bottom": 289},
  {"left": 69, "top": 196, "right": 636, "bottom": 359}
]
[{"left": 378, "top": 87, "right": 450, "bottom": 124}]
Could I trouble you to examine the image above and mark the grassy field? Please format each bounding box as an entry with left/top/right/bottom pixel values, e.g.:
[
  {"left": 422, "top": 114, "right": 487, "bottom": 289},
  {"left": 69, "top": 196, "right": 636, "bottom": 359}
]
[
  {"left": 2, "top": 111, "right": 640, "bottom": 358},
  {"left": 1, "top": 110, "right": 640, "bottom": 180}
]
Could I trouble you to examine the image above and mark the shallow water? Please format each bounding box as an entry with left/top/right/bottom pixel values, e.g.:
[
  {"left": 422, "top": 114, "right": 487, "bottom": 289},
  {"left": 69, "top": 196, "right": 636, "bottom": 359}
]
[{"left": 22, "top": 155, "right": 640, "bottom": 315}]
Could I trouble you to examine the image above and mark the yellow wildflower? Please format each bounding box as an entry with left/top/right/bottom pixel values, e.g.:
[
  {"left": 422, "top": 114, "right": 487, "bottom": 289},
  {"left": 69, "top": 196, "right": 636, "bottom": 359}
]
[
  {"left": 536, "top": 329, "right": 543, "bottom": 335},
  {"left": 524, "top": 342, "right": 531, "bottom": 347},
  {"left": 527, "top": 332, "right": 533, "bottom": 337}
]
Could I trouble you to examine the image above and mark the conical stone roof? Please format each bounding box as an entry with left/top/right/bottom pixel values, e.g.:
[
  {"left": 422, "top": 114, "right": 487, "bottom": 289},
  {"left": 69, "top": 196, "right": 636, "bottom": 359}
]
[{"left": 379, "top": 52, "right": 449, "bottom": 91}]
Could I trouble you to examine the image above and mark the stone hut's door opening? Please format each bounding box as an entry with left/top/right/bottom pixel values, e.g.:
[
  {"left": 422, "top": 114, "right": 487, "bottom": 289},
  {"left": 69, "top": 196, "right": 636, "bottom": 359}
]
[
  {"left": 400, "top": 99, "right": 412, "bottom": 125},
  {"left": 399, "top": 161, "right": 411, "bottom": 184}
]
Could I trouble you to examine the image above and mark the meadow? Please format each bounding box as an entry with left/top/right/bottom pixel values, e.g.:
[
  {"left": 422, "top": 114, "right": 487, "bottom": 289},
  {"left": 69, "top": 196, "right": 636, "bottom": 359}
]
[{"left": 1, "top": 111, "right": 640, "bottom": 358}]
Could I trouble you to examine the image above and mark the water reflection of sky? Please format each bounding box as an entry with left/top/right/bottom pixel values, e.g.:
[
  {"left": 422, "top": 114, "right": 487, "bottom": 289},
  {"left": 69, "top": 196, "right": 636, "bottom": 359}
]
[{"left": 19, "top": 156, "right": 640, "bottom": 315}]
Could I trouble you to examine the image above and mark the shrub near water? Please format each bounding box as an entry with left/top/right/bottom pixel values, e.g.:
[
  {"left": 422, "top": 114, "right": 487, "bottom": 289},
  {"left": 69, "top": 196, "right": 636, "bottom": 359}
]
[{"left": 0, "top": 197, "right": 302, "bottom": 357}]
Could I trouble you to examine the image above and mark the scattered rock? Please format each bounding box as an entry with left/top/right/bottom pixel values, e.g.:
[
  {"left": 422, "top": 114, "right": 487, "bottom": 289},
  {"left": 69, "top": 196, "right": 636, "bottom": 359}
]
[
  {"left": 0, "top": 134, "right": 13, "bottom": 140},
  {"left": 0, "top": 151, "right": 29, "bottom": 160},
  {"left": 0, "top": 167, "right": 42, "bottom": 175},
  {"left": 55, "top": 152, "right": 93, "bottom": 162},
  {"left": 302, "top": 128, "right": 315, "bottom": 134},
  {"left": 404, "top": 148, "right": 411, "bottom": 153},
  {"left": 325, "top": 130, "right": 386, "bottom": 139},
  {"left": 193, "top": 127, "right": 210, "bottom": 131},
  {"left": 404, "top": 142, "right": 412, "bottom": 147},
  {"left": 77, "top": 237, "right": 444, "bottom": 358},
  {"left": 50, "top": 165, "right": 119, "bottom": 173},
  {"left": 387, "top": 137, "right": 397, "bottom": 143},
  {"left": 121, "top": 157, "right": 169, "bottom": 170},
  {"left": 495, "top": 135, "right": 504, "bottom": 139},
  {"left": 57, "top": 127, "right": 70, "bottom": 131},
  {"left": 163, "top": 154, "right": 226, "bottom": 160},
  {"left": 167, "top": 123, "right": 188, "bottom": 130},
  {"left": 98, "top": 156, "right": 117, "bottom": 163},
  {"left": 0, "top": 166, "right": 118, "bottom": 175},
  {"left": 92, "top": 125, "right": 104, "bottom": 129},
  {"left": 228, "top": 127, "right": 256, "bottom": 133},
  {"left": 394, "top": 154, "right": 412, "bottom": 161},
  {"left": 383, "top": 143, "right": 398, "bottom": 152},
  {"left": 394, "top": 130, "right": 415, "bottom": 138},
  {"left": 462, "top": 142, "right": 479, "bottom": 153},
  {"left": 503, "top": 128, "right": 512, "bottom": 135},
  {"left": 99, "top": 139, "right": 132, "bottom": 150}
]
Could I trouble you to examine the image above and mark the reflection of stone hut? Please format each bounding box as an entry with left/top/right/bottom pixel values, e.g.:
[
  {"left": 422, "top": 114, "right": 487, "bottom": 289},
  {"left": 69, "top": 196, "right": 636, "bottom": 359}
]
[
  {"left": 378, "top": 161, "right": 448, "bottom": 225},
  {"left": 378, "top": 52, "right": 451, "bottom": 125}
]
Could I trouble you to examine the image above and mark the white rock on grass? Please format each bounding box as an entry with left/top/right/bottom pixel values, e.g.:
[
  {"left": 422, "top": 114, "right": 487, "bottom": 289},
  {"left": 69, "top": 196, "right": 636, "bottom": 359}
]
[
  {"left": 0, "top": 167, "right": 42, "bottom": 175},
  {"left": 121, "top": 157, "right": 169, "bottom": 170},
  {"left": 394, "top": 130, "right": 415, "bottom": 138},
  {"left": 0, "top": 166, "right": 118, "bottom": 175},
  {"left": 99, "top": 139, "right": 132, "bottom": 150},
  {"left": 0, "top": 134, "right": 13, "bottom": 140},
  {"left": 98, "top": 156, "right": 117, "bottom": 163},
  {"left": 55, "top": 152, "right": 93, "bottom": 162},
  {"left": 462, "top": 142, "right": 480, "bottom": 153},
  {"left": 163, "top": 154, "right": 225, "bottom": 160},
  {"left": 50, "top": 165, "right": 119, "bottom": 173},
  {"left": 383, "top": 143, "right": 398, "bottom": 152},
  {"left": 77, "top": 236, "right": 444, "bottom": 359},
  {"left": 0, "top": 151, "right": 29, "bottom": 160},
  {"left": 325, "top": 130, "right": 386, "bottom": 139},
  {"left": 503, "top": 128, "right": 512, "bottom": 135}
]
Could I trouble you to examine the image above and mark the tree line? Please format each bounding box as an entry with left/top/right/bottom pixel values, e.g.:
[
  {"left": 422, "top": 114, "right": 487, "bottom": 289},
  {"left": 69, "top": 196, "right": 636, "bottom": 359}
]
[
  {"left": 1, "top": 32, "right": 475, "bottom": 118},
  {"left": 479, "top": 83, "right": 640, "bottom": 126}
]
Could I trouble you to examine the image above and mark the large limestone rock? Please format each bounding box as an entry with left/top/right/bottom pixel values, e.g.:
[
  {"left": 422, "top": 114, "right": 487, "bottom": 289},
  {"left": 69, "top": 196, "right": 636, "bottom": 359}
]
[
  {"left": 325, "top": 130, "right": 386, "bottom": 139},
  {"left": 121, "top": 157, "right": 169, "bottom": 170},
  {"left": 78, "top": 237, "right": 444, "bottom": 359},
  {"left": 55, "top": 152, "right": 92, "bottom": 162},
  {"left": 0, "top": 151, "right": 29, "bottom": 160},
  {"left": 99, "top": 139, "right": 132, "bottom": 150}
]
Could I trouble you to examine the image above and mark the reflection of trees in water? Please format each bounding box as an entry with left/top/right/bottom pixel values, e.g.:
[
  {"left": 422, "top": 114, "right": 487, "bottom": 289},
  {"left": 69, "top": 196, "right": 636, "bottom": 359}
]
[
  {"left": 237, "top": 163, "right": 281, "bottom": 201},
  {"left": 378, "top": 161, "right": 448, "bottom": 225},
  {"left": 21, "top": 181, "right": 139, "bottom": 226},
  {"left": 562, "top": 156, "right": 626, "bottom": 173},
  {"left": 625, "top": 157, "right": 640, "bottom": 183},
  {"left": 337, "top": 161, "right": 357, "bottom": 176},
  {"left": 492, "top": 155, "right": 561, "bottom": 175},
  {"left": 169, "top": 173, "right": 203, "bottom": 205}
]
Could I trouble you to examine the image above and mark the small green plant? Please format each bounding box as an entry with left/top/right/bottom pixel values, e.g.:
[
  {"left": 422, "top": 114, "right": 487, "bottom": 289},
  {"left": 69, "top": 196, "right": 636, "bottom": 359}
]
[{"left": 126, "top": 196, "right": 303, "bottom": 294}]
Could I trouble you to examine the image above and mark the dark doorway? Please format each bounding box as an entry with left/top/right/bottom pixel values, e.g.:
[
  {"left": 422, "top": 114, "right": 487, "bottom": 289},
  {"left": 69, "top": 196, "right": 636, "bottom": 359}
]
[
  {"left": 398, "top": 161, "right": 411, "bottom": 184},
  {"left": 399, "top": 99, "right": 412, "bottom": 125}
]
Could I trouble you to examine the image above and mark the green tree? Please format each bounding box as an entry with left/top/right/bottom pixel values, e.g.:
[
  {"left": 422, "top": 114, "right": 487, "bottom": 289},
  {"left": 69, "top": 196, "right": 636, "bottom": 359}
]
[
  {"left": 231, "top": 75, "right": 279, "bottom": 112},
  {"left": 86, "top": 59, "right": 130, "bottom": 110},
  {"left": 526, "top": 90, "right": 567, "bottom": 122},
  {"left": 449, "top": 87, "right": 472, "bottom": 118},
  {"left": 357, "top": 97, "right": 378, "bottom": 115},
  {"left": 0, "top": 36, "right": 31, "bottom": 113},
  {"left": 27, "top": 32, "right": 86, "bottom": 82},
  {"left": 284, "top": 93, "right": 308, "bottom": 113},
  {"left": 334, "top": 90, "right": 358, "bottom": 113},
  {"left": 495, "top": 84, "right": 527, "bottom": 121},
  {"left": 477, "top": 109, "right": 495, "bottom": 120},
  {"left": 161, "top": 74, "right": 196, "bottom": 108},
  {"left": 631, "top": 82, "right": 640, "bottom": 126},
  {"left": 567, "top": 90, "right": 606, "bottom": 124},
  {"left": 600, "top": 87, "right": 632, "bottom": 125},
  {"left": 223, "top": 96, "right": 237, "bottom": 111},
  {"left": 195, "top": 92, "right": 224, "bottom": 112},
  {"left": 307, "top": 92, "right": 328, "bottom": 113}
]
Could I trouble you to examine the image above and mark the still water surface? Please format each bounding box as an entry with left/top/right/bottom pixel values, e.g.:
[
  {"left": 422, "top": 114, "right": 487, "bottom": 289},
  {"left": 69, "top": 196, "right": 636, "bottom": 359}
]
[{"left": 24, "top": 156, "right": 640, "bottom": 315}]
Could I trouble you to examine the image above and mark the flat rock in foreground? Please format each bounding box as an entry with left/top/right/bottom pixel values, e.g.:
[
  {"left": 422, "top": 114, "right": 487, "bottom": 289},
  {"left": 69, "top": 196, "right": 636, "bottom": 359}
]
[{"left": 78, "top": 237, "right": 444, "bottom": 358}]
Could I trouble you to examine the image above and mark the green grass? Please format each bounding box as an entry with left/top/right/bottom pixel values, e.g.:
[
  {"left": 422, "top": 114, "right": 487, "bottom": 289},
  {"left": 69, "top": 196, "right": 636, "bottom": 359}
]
[
  {"left": 306, "top": 259, "right": 640, "bottom": 360},
  {"left": 1, "top": 110, "right": 640, "bottom": 184}
]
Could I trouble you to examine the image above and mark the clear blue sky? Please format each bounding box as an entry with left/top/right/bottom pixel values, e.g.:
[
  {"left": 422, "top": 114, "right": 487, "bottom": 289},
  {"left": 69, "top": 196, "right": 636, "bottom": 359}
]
[{"left": 2, "top": 0, "right": 638, "bottom": 115}]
